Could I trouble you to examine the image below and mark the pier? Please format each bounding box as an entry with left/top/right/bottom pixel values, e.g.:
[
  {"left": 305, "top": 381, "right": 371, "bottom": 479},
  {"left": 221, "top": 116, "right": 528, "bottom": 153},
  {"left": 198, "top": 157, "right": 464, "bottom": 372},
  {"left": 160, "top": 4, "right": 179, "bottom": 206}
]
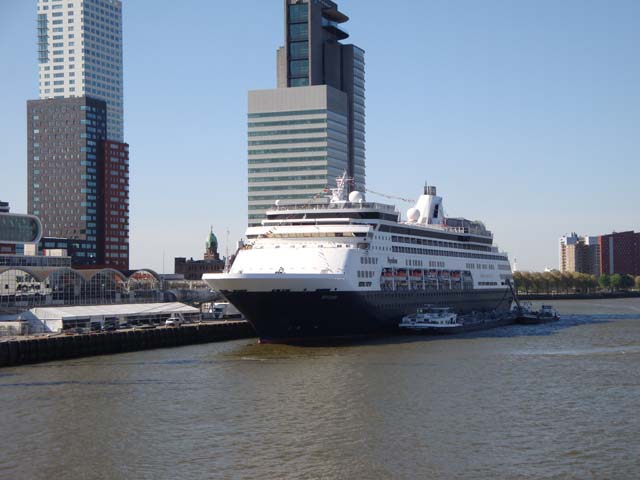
[{"left": 0, "top": 321, "right": 256, "bottom": 368}]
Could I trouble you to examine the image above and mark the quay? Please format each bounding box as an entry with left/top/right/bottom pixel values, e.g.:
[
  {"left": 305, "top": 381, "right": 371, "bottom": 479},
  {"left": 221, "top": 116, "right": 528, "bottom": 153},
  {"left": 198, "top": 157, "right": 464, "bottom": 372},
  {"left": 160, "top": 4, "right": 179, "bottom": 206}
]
[{"left": 0, "top": 321, "right": 256, "bottom": 368}]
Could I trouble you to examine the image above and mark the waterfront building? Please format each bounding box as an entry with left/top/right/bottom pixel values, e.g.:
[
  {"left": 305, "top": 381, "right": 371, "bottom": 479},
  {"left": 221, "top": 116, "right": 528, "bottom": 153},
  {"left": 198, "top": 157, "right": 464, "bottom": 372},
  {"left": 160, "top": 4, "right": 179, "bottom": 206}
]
[
  {"left": 174, "top": 229, "right": 225, "bottom": 280},
  {"left": 22, "top": 302, "right": 199, "bottom": 333},
  {"left": 36, "top": 0, "right": 124, "bottom": 141},
  {"left": 599, "top": 231, "right": 640, "bottom": 276},
  {"left": 0, "top": 201, "right": 9, "bottom": 213},
  {"left": 559, "top": 234, "right": 600, "bottom": 276},
  {"left": 30, "top": 0, "right": 129, "bottom": 270},
  {"left": 0, "top": 208, "right": 160, "bottom": 314},
  {"left": 248, "top": 0, "right": 365, "bottom": 226},
  {"left": 27, "top": 97, "right": 130, "bottom": 269},
  {"left": 101, "top": 141, "right": 130, "bottom": 270}
]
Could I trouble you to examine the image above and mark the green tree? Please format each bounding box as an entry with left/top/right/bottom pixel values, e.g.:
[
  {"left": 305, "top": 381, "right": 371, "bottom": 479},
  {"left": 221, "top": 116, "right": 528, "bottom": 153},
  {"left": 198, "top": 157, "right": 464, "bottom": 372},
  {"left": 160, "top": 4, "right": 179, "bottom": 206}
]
[
  {"left": 560, "top": 272, "right": 573, "bottom": 294},
  {"left": 599, "top": 274, "right": 611, "bottom": 291},
  {"left": 541, "top": 271, "right": 553, "bottom": 294},
  {"left": 551, "top": 271, "right": 563, "bottom": 293},
  {"left": 621, "top": 274, "right": 635, "bottom": 291},
  {"left": 610, "top": 274, "right": 622, "bottom": 291},
  {"left": 513, "top": 272, "right": 523, "bottom": 293}
]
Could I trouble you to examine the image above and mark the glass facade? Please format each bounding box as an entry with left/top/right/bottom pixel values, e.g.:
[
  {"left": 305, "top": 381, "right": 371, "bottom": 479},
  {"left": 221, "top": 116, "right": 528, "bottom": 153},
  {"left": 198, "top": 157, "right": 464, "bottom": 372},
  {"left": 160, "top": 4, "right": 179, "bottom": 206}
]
[
  {"left": 287, "top": 4, "right": 309, "bottom": 86},
  {"left": 0, "top": 215, "right": 42, "bottom": 244},
  {"left": 0, "top": 267, "right": 162, "bottom": 312}
]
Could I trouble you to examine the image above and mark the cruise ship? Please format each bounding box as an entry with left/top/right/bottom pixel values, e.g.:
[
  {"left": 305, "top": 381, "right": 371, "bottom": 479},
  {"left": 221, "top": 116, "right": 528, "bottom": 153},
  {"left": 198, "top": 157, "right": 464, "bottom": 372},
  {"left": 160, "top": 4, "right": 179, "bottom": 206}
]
[{"left": 204, "top": 177, "right": 514, "bottom": 342}]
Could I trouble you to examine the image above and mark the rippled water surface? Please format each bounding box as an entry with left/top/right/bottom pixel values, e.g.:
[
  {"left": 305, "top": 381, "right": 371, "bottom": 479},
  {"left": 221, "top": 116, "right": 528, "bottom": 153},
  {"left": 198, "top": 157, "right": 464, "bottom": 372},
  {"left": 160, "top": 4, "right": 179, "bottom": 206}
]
[{"left": 1, "top": 299, "right": 640, "bottom": 479}]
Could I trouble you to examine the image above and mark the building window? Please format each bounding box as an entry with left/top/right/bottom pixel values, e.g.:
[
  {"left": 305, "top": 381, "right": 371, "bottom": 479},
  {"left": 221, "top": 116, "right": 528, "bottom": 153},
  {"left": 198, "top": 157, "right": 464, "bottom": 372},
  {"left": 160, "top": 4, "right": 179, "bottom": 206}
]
[
  {"left": 290, "top": 78, "right": 309, "bottom": 87},
  {"left": 289, "top": 59, "right": 309, "bottom": 77},
  {"left": 289, "top": 41, "right": 308, "bottom": 60},
  {"left": 288, "top": 23, "right": 308, "bottom": 41},
  {"left": 288, "top": 4, "right": 308, "bottom": 23}
]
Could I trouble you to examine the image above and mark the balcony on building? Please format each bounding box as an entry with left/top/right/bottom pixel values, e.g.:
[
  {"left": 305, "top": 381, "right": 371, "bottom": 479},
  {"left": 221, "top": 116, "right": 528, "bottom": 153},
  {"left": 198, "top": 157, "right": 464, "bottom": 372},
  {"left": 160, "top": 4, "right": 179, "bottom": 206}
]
[{"left": 322, "top": 18, "right": 349, "bottom": 40}]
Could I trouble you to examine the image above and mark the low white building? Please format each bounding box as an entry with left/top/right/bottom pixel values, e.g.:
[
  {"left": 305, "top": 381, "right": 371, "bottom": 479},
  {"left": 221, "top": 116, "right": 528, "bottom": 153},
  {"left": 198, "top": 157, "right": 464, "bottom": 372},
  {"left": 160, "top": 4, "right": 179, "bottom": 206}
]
[{"left": 23, "top": 303, "right": 201, "bottom": 333}]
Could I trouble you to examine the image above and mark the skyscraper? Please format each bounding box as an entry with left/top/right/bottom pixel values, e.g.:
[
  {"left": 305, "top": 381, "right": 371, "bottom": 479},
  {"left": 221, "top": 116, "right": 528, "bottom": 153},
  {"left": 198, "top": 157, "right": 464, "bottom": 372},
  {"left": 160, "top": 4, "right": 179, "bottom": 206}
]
[
  {"left": 28, "top": 97, "right": 106, "bottom": 266},
  {"left": 248, "top": 0, "right": 365, "bottom": 226},
  {"left": 37, "top": 0, "right": 124, "bottom": 142},
  {"left": 29, "top": 0, "right": 129, "bottom": 270}
]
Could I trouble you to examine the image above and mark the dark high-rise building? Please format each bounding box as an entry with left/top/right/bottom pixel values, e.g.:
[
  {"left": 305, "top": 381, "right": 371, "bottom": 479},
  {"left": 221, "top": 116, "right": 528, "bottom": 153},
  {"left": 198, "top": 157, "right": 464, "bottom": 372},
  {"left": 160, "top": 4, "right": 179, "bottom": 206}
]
[
  {"left": 101, "top": 141, "right": 130, "bottom": 270},
  {"left": 277, "top": 0, "right": 365, "bottom": 188},
  {"left": 28, "top": 97, "right": 107, "bottom": 267},
  {"left": 27, "top": 97, "right": 130, "bottom": 270},
  {"left": 248, "top": 0, "right": 365, "bottom": 226},
  {"left": 599, "top": 231, "right": 640, "bottom": 276}
]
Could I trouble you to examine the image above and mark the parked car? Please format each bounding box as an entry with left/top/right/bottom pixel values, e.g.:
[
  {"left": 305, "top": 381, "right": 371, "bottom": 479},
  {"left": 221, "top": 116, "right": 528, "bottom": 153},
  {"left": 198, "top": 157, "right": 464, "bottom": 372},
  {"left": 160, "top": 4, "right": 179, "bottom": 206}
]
[{"left": 165, "top": 314, "right": 184, "bottom": 327}]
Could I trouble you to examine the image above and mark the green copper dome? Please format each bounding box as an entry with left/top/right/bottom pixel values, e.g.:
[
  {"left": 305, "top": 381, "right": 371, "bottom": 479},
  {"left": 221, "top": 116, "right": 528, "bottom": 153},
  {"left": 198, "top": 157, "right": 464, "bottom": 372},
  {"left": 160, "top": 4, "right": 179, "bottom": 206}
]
[{"left": 206, "top": 228, "right": 218, "bottom": 250}]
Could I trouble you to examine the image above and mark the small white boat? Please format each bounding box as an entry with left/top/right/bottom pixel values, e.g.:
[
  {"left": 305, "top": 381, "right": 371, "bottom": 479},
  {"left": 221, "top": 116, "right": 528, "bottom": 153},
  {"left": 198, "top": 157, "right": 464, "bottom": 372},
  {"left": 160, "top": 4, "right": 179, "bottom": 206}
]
[{"left": 399, "top": 306, "right": 463, "bottom": 333}]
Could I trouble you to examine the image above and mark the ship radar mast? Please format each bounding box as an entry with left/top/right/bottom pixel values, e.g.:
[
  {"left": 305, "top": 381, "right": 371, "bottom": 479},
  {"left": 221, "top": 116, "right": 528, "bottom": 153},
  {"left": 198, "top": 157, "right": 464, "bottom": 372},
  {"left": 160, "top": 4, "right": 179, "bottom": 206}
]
[{"left": 330, "top": 171, "right": 351, "bottom": 203}]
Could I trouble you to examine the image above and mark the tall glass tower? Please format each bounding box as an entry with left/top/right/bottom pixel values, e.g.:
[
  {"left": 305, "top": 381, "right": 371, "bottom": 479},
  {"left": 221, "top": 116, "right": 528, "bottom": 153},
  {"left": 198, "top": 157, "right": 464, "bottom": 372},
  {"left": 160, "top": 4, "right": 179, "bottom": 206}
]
[
  {"left": 37, "top": 0, "right": 124, "bottom": 142},
  {"left": 248, "top": 0, "right": 365, "bottom": 226}
]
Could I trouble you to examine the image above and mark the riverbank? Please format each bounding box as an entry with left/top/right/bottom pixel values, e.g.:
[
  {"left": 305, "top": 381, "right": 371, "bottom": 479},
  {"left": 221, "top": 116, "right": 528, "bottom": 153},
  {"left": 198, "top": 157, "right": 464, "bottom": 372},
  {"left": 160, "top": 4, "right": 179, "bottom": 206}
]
[
  {"left": 518, "top": 291, "right": 640, "bottom": 301},
  {"left": 0, "top": 320, "right": 256, "bottom": 368}
]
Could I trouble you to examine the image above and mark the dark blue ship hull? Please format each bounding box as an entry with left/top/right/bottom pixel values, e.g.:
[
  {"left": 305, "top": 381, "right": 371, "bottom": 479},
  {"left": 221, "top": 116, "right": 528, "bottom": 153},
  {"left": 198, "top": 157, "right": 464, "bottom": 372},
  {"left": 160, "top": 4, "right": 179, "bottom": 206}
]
[{"left": 221, "top": 288, "right": 513, "bottom": 343}]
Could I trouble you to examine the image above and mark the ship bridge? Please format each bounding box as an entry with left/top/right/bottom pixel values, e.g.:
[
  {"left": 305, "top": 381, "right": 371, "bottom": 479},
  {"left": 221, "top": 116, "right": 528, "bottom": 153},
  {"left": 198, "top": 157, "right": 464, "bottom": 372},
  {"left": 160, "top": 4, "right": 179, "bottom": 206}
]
[{"left": 263, "top": 201, "right": 399, "bottom": 225}]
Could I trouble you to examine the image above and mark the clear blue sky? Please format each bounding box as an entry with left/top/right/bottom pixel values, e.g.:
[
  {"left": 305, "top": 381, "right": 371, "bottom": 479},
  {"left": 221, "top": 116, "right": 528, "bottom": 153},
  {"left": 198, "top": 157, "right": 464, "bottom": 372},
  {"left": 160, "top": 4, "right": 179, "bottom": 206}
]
[{"left": 1, "top": 0, "right": 639, "bottom": 272}]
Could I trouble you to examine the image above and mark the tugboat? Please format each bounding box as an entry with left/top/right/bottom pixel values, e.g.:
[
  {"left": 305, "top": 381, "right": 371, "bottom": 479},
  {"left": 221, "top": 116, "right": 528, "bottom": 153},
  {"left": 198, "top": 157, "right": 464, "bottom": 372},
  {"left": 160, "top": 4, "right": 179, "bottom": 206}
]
[
  {"left": 399, "top": 306, "right": 464, "bottom": 334},
  {"left": 514, "top": 303, "right": 560, "bottom": 324}
]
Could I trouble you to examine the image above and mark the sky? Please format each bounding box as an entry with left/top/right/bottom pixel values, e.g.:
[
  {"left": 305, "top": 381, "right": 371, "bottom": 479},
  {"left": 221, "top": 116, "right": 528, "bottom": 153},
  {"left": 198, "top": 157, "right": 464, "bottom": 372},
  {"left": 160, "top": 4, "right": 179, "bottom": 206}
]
[{"left": 1, "top": 0, "right": 639, "bottom": 273}]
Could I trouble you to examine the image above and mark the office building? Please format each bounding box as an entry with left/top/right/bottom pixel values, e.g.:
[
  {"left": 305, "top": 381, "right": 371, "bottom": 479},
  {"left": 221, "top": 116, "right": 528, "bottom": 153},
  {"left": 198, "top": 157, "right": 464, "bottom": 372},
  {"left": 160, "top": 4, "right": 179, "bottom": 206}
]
[
  {"left": 37, "top": 0, "right": 124, "bottom": 141},
  {"left": 0, "top": 202, "right": 9, "bottom": 214},
  {"left": 248, "top": 0, "right": 365, "bottom": 226},
  {"left": 599, "top": 231, "right": 640, "bottom": 276}
]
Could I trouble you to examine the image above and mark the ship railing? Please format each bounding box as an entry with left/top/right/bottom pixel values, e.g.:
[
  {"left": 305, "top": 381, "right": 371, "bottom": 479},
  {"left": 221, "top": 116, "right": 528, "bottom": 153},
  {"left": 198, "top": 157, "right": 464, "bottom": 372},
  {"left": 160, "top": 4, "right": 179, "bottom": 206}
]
[{"left": 267, "top": 202, "right": 396, "bottom": 213}]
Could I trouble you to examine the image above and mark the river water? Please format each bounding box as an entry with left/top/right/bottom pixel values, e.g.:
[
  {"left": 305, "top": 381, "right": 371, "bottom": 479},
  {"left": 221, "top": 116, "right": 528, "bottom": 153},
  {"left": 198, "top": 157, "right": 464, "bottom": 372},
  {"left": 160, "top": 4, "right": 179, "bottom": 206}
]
[{"left": 1, "top": 299, "right": 640, "bottom": 480}]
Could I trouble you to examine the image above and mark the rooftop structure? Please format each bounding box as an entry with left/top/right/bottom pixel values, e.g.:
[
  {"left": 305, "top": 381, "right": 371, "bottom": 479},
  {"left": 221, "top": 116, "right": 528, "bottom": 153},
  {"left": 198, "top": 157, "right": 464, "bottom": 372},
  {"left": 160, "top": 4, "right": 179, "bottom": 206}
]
[{"left": 23, "top": 302, "right": 200, "bottom": 333}]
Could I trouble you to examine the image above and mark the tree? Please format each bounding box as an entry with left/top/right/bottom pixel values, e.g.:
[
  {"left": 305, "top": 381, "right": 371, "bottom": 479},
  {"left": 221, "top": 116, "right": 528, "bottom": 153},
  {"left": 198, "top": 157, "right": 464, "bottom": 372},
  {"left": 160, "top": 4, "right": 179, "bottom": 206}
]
[
  {"left": 636, "top": 276, "right": 640, "bottom": 291},
  {"left": 599, "top": 274, "right": 611, "bottom": 291},
  {"left": 513, "top": 272, "right": 523, "bottom": 293},
  {"left": 621, "top": 274, "right": 635, "bottom": 291},
  {"left": 610, "top": 274, "right": 622, "bottom": 291}
]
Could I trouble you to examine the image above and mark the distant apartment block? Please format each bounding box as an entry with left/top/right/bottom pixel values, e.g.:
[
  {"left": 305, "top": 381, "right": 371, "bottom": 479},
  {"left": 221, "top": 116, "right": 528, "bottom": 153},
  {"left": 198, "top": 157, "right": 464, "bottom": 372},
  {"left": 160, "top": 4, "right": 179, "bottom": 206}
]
[
  {"left": 247, "top": 0, "right": 365, "bottom": 226},
  {"left": 37, "top": 0, "right": 124, "bottom": 141},
  {"left": 599, "top": 231, "right": 640, "bottom": 276},
  {"left": 560, "top": 231, "right": 640, "bottom": 276},
  {"left": 559, "top": 234, "right": 600, "bottom": 276}
]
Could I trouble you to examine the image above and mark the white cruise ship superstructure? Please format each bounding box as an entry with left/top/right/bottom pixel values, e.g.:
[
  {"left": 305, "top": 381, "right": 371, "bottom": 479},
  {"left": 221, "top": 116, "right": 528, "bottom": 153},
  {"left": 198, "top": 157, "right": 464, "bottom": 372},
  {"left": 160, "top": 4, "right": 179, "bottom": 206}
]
[{"left": 204, "top": 177, "right": 514, "bottom": 342}]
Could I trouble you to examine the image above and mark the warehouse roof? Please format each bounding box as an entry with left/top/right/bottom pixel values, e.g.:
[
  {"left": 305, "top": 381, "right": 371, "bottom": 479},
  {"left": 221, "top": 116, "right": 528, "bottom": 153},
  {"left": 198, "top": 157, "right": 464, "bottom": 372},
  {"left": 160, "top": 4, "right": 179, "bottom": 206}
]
[{"left": 28, "top": 302, "right": 198, "bottom": 320}]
